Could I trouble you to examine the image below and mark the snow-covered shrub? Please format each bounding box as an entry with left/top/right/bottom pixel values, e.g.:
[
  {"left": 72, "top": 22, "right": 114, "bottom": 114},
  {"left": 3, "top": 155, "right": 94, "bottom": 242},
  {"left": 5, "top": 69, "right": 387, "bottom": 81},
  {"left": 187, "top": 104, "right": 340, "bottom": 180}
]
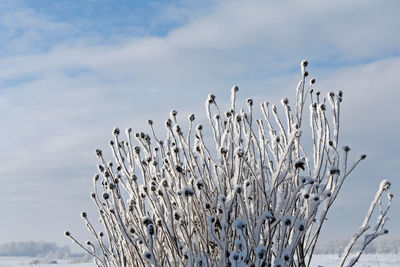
[{"left": 66, "top": 61, "right": 392, "bottom": 267}]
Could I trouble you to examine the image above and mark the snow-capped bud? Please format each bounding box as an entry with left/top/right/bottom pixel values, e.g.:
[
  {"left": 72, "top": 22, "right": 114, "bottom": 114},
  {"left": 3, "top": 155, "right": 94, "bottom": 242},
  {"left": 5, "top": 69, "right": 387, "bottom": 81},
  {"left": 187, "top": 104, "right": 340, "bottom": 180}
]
[
  {"left": 113, "top": 127, "right": 120, "bottom": 136},
  {"left": 144, "top": 251, "right": 152, "bottom": 259},
  {"left": 235, "top": 114, "right": 241, "bottom": 123},
  {"left": 196, "top": 180, "right": 204, "bottom": 190},
  {"left": 95, "top": 149, "right": 102, "bottom": 157},
  {"left": 247, "top": 98, "right": 253, "bottom": 106},
  {"left": 256, "top": 245, "right": 267, "bottom": 259},
  {"left": 170, "top": 109, "right": 177, "bottom": 117},
  {"left": 296, "top": 221, "right": 305, "bottom": 231},
  {"left": 232, "top": 85, "right": 239, "bottom": 93},
  {"left": 294, "top": 159, "right": 305, "bottom": 170},
  {"left": 283, "top": 251, "right": 290, "bottom": 261},
  {"left": 188, "top": 114, "right": 195, "bottom": 121},
  {"left": 183, "top": 186, "right": 194, "bottom": 197},
  {"left": 329, "top": 166, "right": 340, "bottom": 175},
  {"left": 175, "top": 165, "right": 183, "bottom": 173},
  {"left": 380, "top": 180, "right": 391, "bottom": 191},
  {"left": 165, "top": 119, "right": 172, "bottom": 128},
  {"left": 233, "top": 218, "right": 246, "bottom": 230},
  {"left": 310, "top": 78, "right": 316, "bottom": 85},
  {"left": 147, "top": 224, "right": 154, "bottom": 235},
  {"left": 208, "top": 94, "right": 215, "bottom": 103},
  {"left": 235, "top": 185, "right": 243, "bottom": 194},
  {"left": 281, "top": 97, "right": 289, "bottom": 105},
  {"left": 208, "top": 215, "right": 216, "bottom": 224},
  {"left": 235, "top": 147, "right": 244, "bottom": 157},
  {"left": 229, "top": 251, "right": 240, "bottom": 262},
  {"left": 142, "top": 217, "right": 153, "bottom": 226},
  {"left": 282, "top": 214, "right": 292, "bottom": 226}
]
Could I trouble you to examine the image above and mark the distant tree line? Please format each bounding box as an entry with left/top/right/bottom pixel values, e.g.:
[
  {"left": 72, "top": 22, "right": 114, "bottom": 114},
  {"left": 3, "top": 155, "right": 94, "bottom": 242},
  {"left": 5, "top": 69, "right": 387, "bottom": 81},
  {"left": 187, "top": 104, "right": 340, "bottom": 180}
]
[
  {"left": 0, "top": 241, "right": 84, "bottom": 258},
  {"left": 315, "top": 238, "right": 400, "bottom": 255}
]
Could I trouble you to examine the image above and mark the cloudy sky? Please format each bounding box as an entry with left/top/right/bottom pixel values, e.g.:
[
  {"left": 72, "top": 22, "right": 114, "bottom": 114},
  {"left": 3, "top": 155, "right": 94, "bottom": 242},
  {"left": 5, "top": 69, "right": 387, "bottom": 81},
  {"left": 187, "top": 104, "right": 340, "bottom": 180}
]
[{"left": 0, "top": 0, "right": 399, "bottom": 248}]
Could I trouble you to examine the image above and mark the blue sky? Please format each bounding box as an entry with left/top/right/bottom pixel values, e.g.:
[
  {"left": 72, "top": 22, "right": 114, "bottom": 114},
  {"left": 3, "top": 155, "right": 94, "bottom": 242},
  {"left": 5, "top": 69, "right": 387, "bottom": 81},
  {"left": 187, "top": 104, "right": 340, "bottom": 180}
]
[{"left": 0, "top": 0, "right": 399, "bottom": 249}]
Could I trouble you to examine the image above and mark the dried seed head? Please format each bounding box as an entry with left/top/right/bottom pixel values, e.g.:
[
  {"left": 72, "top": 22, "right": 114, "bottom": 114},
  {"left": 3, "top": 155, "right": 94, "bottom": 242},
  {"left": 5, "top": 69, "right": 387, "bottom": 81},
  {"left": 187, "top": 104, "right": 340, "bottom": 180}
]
[
  {"left": 256, "top": 245, "right": 267, "bottom": 259},
  {"left": 170, "top": 109, "right": 177, "bottom": 118},
  {"left": 148, "top": 119, "right": 153, "bottom": 125},
  {"left": 343, "top": 146, "right": 351, "bottom": 152},
  {"left": 183, "top": 186, "right": 194, "bottom": 197},
  {"left": 208, "top": 94, "right": 215, "bottom": 103},
  {"left": 81, "top": 212, "right": 87, "bottom": 218},
  {"left": 144, "top": 251, "right": 152, "bottom": 259},
  {"left": 188, "top": 114, "right": 195, "bottom": 121},
  {"left": 147, "top": 224, "right": 154, "bottom": 235},
  {"left": 233, "top": 219, "right": 246, "bottom": 230},
  {"left": 64, "top": 230, "right": 70, "bottom": 236},
  {"left": 95, "top": 149, "right": 102, "bottom": 157},
  {"left": 142, "top": 217, "right": 153, "bottom": 226},
  {"left": 113, "top": 127, "right": 120, "bottom": 136}
]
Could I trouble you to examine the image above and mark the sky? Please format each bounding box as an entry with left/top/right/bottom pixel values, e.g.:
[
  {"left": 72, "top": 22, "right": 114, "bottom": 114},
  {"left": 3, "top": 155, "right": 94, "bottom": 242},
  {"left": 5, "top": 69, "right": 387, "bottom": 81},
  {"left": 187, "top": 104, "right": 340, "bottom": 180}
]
[{"left": 0, "top": 0, "right": 399, "bottom": 250}]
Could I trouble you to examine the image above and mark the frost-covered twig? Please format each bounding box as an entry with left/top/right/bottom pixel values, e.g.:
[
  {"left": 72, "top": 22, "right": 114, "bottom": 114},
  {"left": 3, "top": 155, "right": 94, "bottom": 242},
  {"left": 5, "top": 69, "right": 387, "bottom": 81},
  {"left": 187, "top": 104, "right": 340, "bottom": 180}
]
[{"left": 340, "top": 180, "right": 393, "bottom": 267}]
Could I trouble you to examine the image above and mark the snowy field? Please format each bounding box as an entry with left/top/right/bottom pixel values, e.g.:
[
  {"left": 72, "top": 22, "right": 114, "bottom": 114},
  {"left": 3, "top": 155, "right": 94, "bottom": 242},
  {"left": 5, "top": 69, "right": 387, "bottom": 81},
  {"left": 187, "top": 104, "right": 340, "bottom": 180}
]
[
  {"left": 311, "top": 254, "right": 400, "bottom": 267},
  {"left": 1, "top": 255, "right": 400, "bottom": 267}
]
